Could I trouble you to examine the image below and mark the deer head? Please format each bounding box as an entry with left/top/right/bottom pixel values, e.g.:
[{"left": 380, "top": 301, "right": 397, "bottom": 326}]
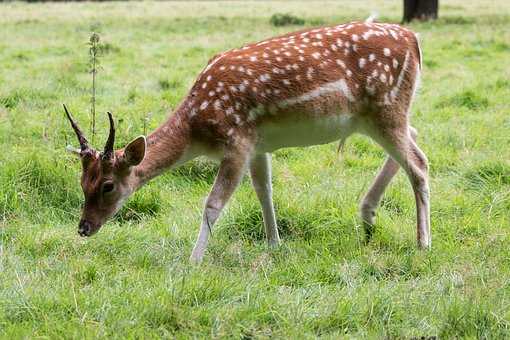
[{"left": 64, "top": 104, "right": 146, "bottom": 236}]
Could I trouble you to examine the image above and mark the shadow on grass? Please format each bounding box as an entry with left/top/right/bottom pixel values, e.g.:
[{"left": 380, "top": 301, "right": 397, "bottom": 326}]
[
  {"left": 435, "top": 89, "right": 489, "bottom": 111},
  {"left": 463, "top": 162, "right": 510, "bottom": 191}
]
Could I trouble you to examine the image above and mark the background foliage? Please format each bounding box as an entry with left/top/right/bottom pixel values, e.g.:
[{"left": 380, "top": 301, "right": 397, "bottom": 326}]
[{"left": 0, "top": 1, "right": 509, "bottom": 338}]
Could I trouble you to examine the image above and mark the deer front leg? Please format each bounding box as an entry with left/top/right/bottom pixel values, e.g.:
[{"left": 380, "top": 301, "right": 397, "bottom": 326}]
[
  {"left": 250, "top": 153, "right": 280, "bottom": 247},
  {"left": 190, "top": 147, "right": 250, "bottom": 263}
]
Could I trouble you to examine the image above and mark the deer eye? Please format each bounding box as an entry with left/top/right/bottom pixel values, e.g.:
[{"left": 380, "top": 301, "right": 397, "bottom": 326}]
[{"left": 102, "top": 182, "right": 115, "bottom": 194}]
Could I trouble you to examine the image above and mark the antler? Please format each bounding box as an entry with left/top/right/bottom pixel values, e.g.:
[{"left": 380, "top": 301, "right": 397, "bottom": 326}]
[
  {"left": 63, "top": 104, "right": 89, "bottom": 151},
  {"left": 102, "top": 112, "right": 115, "bottom": 160}
]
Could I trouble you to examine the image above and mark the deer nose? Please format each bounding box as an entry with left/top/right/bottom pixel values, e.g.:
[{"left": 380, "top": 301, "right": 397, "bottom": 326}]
[{"left": 78, "top": 220, "right": 92, "bottom": 237}]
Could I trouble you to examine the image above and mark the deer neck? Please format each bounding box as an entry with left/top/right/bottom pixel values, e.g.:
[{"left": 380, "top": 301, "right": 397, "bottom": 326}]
[{"left": 132, "top": 106, "right": 192, "bottom": 188}]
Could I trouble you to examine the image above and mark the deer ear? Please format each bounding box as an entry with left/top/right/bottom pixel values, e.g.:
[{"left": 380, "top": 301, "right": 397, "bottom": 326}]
[{"left": 123, "top": 136, "right": 146, "bottom": 166}]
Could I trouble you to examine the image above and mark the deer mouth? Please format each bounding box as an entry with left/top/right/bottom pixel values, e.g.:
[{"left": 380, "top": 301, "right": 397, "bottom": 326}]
[{"left": 78, "top": 220, "right": 100, "bottom": 237}]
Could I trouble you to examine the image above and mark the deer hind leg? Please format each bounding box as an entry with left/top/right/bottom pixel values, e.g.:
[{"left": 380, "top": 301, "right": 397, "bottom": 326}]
[
  {"left": 190, "top": 145, "right": 251, "bottom": 263},
  {"left": 360, "top": 127, "right": 418, "bottom": 240},
  {"left": 250, "top": 153, "right": 280, "bottom": 247},
  {"left": 368, "top": 125, "right": 430, "bottom": 249}
]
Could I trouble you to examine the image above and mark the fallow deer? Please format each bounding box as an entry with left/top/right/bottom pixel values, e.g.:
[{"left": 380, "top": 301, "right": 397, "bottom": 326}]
[{"left": 64, "top": 21, "right": 430, "bottom": 263}]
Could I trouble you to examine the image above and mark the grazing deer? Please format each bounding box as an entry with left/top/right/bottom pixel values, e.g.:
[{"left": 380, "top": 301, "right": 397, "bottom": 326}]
[{"left": 65, "top": 21, "right": 430, "bottom": 263}]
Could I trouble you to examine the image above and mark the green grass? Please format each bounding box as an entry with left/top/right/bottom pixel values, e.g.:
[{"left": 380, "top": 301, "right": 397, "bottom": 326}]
[{"left": 1, "top": 1, "right": 510, "bottom": 338}]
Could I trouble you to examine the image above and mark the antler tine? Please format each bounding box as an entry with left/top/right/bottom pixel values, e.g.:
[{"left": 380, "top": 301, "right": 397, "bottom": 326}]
[
  {"left": 63, "top": 104, "right": 89, "bottom": 151},
  {"left": 103, "top": 111, "right": 116, "bottom": 159}
]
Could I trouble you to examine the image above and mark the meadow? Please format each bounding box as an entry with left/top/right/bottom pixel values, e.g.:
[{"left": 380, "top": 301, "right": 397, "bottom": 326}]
[{"left": 1, "top": 1, "right": 509, "bottom": 338}]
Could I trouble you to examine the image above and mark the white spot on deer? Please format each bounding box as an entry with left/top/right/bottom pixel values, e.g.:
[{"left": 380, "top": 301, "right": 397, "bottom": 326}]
[
  {"left": 380, "top": 73, "right": 387, "bottom": 83},
  {"left": 230, "top": 65, "right": 235, "bottom": 70},
  {"left": 276, "top": 57, "right": 283, "bottom": 62},
  {"left": 390, "top": 50, "right": 410, "bottom": 100},
  {"left": 312, "top": 52, "right": 321, "bottom": 59},
  {"left": 384, "top": 64, "right": 390, "bottom": 72},
  {"left": 200, "top": 101, "right": 209, "bottom": 110},
  {"left": 331, "top": 44, "right": 338, "bottom": 51},
  {"left": 292, "top": 63, "right": 299, "bottom": 70},
  {"left": 225, "top": 107, "right": 234, "bottom": 115},
  {"left": 262, "top": 52, "right": 269, "bottom": 58},
  {"left": 306, "top": 67, "right": 314, "bottom": 80},
  {"left": 303, "top": 38, "right": 310, "bottom": 43},
  {"left": 250, "top": 56, "right": 257, "bottom": 62},
  {"left": 252, "top": 87, "right": 258, "bottom": 92},
  {"left": 296, "top": 75, "right": 301, "bottom": 81},
  {"left": 352, "top": 34, "right": 359, "bottom": 42},
  {"left": 284, "top": 51, "right": 292, "bottom": 57},
  {"left": 283, "top": 79, "right": 291, "bottom": 85},
  {"left": 208, "top": 90, "right": 215, "bottom": 97},
  {"left": 206, "top": 75, "right": 212, "bottom": 81},
  {"left": 363, "top": 30, "right": 376, "bottom": 40},
  {"left": 384, "top": 48, "right": 391, "bottom": 56},
  {"left": 213, "top": 100, "right": 222, "bottom": 111},
  {"left": 274, "top": 89, "right": 281, "bottom": 95},
  {"left": 369, "top": 53, "right": 376, "bottom": 62},
  {"left": 384, "top": 93, "right": 391, "bottom": 105},
  {"left": 372, "top": 69, "right": 379, "bottom": 77},
  {"left": 219, "top": 66, "right": 226, "bottom": 71},
  {"left": 238, "top": 66, "right": 245, "bottom": 73},
  {"left": 344, "top": 49, "right": 349, "bottom": 56},
  {"left": 273, "top": 49, "right": 280, "bottom": 55},
  {"left": 247, "top": 69, "right": 254, "bottom": 76},
  {"left": 299, "top": 55, "right": 305, "bottom": 61},
  {"left": 229, "top": 85, "right": 237, "bottom": 93},
  {"left": 238, "top": 84, "right": 246, "bottom": 92},
  {"left": 336, "top": 39, "right": 343, "bottom": 47},
  {"left": 201, "top": 83, "right": 207, "bottom": 89},
  {"left": 259, "top": 74, "right": 271, "bottom": 82},
  {"left": 233, "top": 114, "right": 241, "bottom": 125},
  {"left": 227, "top": 128, "right": 234, "bottom": 136},
  {"left": 279, "top": 78, "right": 355, "bottom": 106},
  {"left": 272, "top": 67, "right": 282, "bottom": 74},
  {"left": 346, "top": 69, "right": 352, "bottom": 77},
  {"left": 315, "top": 33, "right": 323, "bottom": 39},
  {"left": 221, "top": 94, "right": 230, "bottom": 101},
  {"left": 345, "top": 41, "right": 351, "bottom": 48},
  {"left": 393, "top": 58, "right": 399, "bottom": 69},
  {"left": 389, "top": 74, "right": 394, "bottom": 85},
  {"left": 336, "top": 59, "right": 346, "bottom": 68},
  {"left": 359, "top": 58, "right": 366, "bottom": 68},
  {"left": 235, "top": 102, "right": 241, "bottom": 110}
]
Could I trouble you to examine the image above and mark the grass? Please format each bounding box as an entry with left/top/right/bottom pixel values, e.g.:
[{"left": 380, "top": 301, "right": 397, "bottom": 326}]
[{"left": 1, "top": 0, "right": 510, "bottom": 338}]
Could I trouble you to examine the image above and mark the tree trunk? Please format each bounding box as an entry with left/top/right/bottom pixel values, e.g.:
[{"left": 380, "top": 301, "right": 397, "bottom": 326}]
[{"left": 403, "top": 0, "right": 439, "bottom": 23}]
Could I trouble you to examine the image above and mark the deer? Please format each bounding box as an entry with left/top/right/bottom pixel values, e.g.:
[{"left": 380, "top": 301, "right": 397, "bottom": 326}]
[{"left": 64, "top": 20, "right": 430, "bottom": 263}]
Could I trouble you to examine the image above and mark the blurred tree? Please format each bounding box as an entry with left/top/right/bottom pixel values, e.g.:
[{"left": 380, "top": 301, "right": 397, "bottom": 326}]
[{"left": 403, "top": 0, "right": 439, "bottom": 23}]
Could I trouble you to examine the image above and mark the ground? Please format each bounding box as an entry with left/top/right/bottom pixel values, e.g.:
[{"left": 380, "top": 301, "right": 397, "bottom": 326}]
[{"left": 1, "top": 1, "right": 509, "bottom": 338}]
